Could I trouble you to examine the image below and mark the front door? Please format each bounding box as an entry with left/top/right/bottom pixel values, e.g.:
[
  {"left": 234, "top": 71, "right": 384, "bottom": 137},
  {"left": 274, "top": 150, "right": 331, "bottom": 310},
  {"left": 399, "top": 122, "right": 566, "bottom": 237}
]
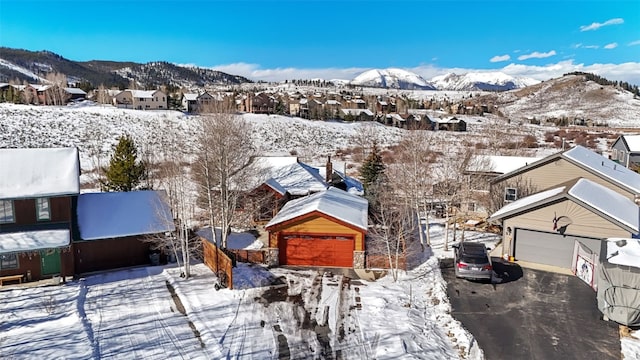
[{"left": 40, "top": 249, "right": 61, "bottom": 275}]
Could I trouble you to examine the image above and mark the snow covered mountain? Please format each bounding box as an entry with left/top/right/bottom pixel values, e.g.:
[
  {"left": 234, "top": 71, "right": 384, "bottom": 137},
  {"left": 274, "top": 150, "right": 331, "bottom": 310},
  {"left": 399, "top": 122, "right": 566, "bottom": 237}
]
[
  {"left": 431, "top": 72, "right": 540, "bottom": 91},
  {"left": 350, "top": 68, "right": 436, "bottom": 90}
]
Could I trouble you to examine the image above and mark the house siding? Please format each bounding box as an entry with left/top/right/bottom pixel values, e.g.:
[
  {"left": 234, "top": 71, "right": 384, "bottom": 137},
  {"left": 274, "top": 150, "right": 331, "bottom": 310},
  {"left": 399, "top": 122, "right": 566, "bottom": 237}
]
[
  {"left": 268, "top": 214, "right": 365, "bottom": 251},
  {"left": 501, "top": 199, "right": 631, "bottom": 256},
  {"left": 1, "top": 249, "right": 73, "bottom": 282},
  {"left": 73, "top": 236, "right": 152, "bottom": 274},
  {"left": 498, "top": 158, "right": 636, "bottom": 201}
]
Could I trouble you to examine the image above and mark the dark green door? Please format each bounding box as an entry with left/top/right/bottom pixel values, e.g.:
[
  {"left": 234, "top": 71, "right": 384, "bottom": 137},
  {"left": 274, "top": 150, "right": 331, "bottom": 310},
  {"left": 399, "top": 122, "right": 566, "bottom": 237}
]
[{"left": 41, "top": 249, "right": 61, "bottom": 275}]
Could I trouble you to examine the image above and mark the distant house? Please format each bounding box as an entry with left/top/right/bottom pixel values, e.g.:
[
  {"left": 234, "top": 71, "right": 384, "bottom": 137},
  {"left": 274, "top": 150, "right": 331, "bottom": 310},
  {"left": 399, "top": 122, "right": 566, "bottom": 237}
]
[
  {"left": 64, "top": 87, "right": 87, "bottom": 102},
  {"left": 248, "top": 92, "right": 277, "bottom": 114},
  {"left": 75, "top": 190, "right": 175, "bottom": 274},
  {"left": 435, "top": 117, "right": 466, "bottom": 131},
  {"left": 182, "top": 91, "right": 217, "bottom": 113},
  {"left": 610, "top": 134, "right": 640, "bottom": 169},
  {"left": 114, "top": 89, "right": 167, "bottom": 110},
  {"left": 340, "top": 108, "right": 374, "bottom": 122},
  {"left": 0, "top": 147, "right": 80, "bottom": 282},
  {"left": 265, "top": 187, "right": 368, "bottom": 268}
]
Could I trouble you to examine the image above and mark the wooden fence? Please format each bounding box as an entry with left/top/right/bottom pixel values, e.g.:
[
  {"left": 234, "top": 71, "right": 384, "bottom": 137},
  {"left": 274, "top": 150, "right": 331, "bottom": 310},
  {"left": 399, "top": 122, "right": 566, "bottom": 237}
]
[
  {"left": 228, "top": 249, "right": 267, "bottom": 264},
  {"left": 201, "top": 237, "right": 234, "bottom": 290}
]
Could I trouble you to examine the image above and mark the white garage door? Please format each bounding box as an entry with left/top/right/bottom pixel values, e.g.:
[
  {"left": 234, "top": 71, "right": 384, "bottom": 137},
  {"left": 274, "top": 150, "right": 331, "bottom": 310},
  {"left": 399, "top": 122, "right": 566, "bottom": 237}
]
[{"left": 514, "top": 228, "right": 602, "bottom": 269}]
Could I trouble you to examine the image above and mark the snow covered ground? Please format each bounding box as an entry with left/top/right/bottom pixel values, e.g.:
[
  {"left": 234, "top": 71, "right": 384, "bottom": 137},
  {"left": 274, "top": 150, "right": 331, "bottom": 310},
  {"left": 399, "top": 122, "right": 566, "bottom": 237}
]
[
  {"left": 0, "top": 222, "right": 495, "bottom": 359},
  {"left": 0, "top": 102, "right": 556, "bottom": 181}
]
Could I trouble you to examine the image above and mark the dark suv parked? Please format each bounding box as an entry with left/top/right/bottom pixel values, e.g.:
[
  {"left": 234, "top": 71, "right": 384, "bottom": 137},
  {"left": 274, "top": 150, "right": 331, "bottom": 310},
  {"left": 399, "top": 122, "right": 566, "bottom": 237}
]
[{"left": 453, "top": 242, "right": 493, "bottom": 281}]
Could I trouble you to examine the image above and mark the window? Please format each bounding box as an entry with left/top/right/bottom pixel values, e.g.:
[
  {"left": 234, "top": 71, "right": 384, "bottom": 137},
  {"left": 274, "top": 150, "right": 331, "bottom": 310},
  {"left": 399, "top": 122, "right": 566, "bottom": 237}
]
[
  {"left": 36, "top": 198, "right": 50, "bottom": 220},
  {"left": 618, "top": 150, "right": 625, "bottom": 162},
  {"left": 0, "top": 200, "right": 14, "bottom": 223},
  {"left": 0, "top": 254, "right": 18, "bottom": 270},
  {"left": 505, "top": 188, "right": 518, "bottom": 202}
]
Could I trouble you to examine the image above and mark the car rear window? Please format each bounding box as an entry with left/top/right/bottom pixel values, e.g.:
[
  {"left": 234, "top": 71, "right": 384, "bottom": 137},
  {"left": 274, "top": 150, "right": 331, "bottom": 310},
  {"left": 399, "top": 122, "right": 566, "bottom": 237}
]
[{"left": 461, "top": 255, "right": 489, "bottom": 264}]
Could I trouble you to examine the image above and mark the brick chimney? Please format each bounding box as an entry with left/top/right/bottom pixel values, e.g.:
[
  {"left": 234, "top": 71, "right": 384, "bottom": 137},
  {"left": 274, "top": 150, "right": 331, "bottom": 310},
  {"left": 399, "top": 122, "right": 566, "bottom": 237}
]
[{"left": 326, "top": 155, "right": 332, "bottom": 184}]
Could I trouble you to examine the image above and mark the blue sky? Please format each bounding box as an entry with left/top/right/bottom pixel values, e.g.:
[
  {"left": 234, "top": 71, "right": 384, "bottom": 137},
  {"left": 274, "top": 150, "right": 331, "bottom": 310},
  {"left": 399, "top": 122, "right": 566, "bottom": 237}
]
[{"left": 1, "top": 0, "right": 639, "bottom": 84}]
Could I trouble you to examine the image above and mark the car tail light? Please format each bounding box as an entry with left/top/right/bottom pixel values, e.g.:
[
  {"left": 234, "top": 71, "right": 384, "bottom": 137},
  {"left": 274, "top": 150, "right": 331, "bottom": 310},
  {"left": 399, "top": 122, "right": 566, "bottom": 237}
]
[
  {"left": 457, "top": 262, "right": 468, "bottom": 269},
  {"left": 482, "top": 265, "right": 492, "bottom": 271}
]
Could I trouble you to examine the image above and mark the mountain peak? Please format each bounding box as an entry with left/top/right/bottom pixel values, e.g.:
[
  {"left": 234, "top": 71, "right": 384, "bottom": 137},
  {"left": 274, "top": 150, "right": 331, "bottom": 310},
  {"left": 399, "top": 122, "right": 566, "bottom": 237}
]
[{"left": 350, "top": 68, "right": 436, "bottom": 90}]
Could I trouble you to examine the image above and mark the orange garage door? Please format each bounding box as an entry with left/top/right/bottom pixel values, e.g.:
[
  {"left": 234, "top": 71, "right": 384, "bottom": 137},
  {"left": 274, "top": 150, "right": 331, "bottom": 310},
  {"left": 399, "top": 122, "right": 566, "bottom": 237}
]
[{"left": 279, "top": 235, "right": 354, "bottom": 267}]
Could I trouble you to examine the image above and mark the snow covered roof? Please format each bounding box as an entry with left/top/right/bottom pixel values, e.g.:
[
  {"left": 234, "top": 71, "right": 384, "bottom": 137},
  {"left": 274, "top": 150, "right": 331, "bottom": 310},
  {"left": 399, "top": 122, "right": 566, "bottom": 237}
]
[
  {"left": 263, "top": 178, "right": 287, "bottom": 196},
  {"left": 489, "top": 178, "right": 640, "bottom": 233},
  {"left": 340, "top": 108, "right": 373, "bottom": 116},
  {"left": 77, "top": 190, "right": 175, "bottom": 241},
  {"left": 250, "top": 156, "right": 327, "bottom": 196},
  {"left": 568, "top": 178, "right": 639, "bottom": 231},
  {"left": 605, "top": 238, "right": 640, "bottom": 268},
  {"left": 0, "top": 147, "right": 80, "bottom": 199},
  {"left": 64, "top": 87, "right": 87, "bottom": 95},
  {"left": 488, "top": 185, "right": 566, "bottom": 221},
  {"left": 495, "top": 146, "right": 640, "bottom": 195},
  {"left": 563, "top": 145, "right": 640, "bottom": 195},
  {"left": 127, "top": 90, "right": 161, "bottom": 98},
  {"left": 617, "top": 134, "right": 640, "bottom": 152},
  {"left": 466, "top": 155, "right": 544, "bottom": 175},
  {"left": 265, "top": 187, "right": 368, "bottom": 231},
  {"left": 435, "top": 117, "right": 463, "bottom": 124},
  {"left": 183, "top": 93, "right": 198, "bottom": 101},
  {"left": 0, "top": 229, "right": 70, "bottom": 254}
]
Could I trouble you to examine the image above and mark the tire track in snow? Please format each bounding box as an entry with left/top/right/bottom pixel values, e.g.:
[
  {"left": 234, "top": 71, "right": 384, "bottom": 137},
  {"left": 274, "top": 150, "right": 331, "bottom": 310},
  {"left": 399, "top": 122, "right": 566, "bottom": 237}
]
[{"left": 76, "top": 279, "right": 100, "bottom": 360}]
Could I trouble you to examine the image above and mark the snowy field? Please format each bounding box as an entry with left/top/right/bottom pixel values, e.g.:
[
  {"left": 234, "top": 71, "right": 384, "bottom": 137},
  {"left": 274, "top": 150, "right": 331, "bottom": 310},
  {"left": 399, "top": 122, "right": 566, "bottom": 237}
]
[
  {"left": 0, "top": 102, "right": 558, "bottom": 181},
  {"left": 1, "top": 222, "right": 636, "bottom": 359},
  {"left": 1, "top": 224, "right": 499, "bottom": 360}
]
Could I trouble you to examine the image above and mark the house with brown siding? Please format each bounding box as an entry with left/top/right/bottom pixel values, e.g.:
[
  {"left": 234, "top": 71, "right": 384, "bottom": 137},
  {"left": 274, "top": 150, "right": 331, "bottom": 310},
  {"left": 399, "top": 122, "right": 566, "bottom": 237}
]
[
  {"left": 0, "top": 147, "right": 80, "bottom": 283},
  {"left": 75, "top": 190, "right": 175, "bottom": 274},
  {"left": 265, "top": 187, "right": 368, "bottom": 268}
]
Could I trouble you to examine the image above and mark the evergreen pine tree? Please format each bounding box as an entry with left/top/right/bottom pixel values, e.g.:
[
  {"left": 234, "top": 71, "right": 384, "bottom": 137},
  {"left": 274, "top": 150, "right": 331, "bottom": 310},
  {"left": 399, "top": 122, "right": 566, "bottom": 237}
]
[
  {"left": 360, "top": 142, "right": 386, "bottom": 190},
  {"left": 101, "top": 134, "right": 147, "bottom": 192}
]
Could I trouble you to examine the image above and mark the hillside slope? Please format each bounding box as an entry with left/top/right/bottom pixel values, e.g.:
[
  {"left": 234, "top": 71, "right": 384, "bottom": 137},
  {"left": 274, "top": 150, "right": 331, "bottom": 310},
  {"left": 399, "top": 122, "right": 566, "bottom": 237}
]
[{"left": 479, "top": 74, "right": 640, "bottom": 127}]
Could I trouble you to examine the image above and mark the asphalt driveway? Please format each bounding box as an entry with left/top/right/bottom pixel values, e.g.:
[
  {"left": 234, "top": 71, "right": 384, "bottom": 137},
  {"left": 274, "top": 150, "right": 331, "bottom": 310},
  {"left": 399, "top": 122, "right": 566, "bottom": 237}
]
[{"left": 440, "top": 258, "right": 620, "bottom": 360}]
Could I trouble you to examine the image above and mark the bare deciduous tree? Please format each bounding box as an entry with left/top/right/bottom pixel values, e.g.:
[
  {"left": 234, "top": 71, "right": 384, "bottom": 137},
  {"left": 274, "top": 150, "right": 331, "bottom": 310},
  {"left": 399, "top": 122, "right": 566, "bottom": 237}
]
[
  {"left": 367, "top": 184, "right": 414, "bottom": 282},
  {"left": 193, "top": 107, "right": 256, "bottom": 249},
  {"left": 392, "top": 128, "right": 438, "bottom": 248},
  {"left": 45, "top": 72, "right": 68, "bottom": 105}
]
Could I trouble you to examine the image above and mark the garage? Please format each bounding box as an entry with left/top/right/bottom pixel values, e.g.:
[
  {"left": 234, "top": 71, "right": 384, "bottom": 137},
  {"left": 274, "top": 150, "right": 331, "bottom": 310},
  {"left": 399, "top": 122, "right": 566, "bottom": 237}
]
[
  {"left": 488, "top": 178, "right": 639, "bottom": 271},
  {"left": 279, "top": 235, "right": 354, "bottom": 267},
  {"left": 265, "top": 188, "right": 368, "bottom": 268},
  {"left": 514, "top": 228, "right": 602, "bottom": 269}
]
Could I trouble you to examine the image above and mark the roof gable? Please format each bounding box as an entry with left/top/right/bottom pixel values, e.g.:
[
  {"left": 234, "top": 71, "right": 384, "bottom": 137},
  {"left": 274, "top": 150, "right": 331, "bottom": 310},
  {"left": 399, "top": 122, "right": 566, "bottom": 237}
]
[
  {"left": 0, "top": 147, "right": 80, "bottom": 199},
  {"left": 77, "top": 190, "right": 175, "bottom": 240},
  {"left": 493, "top": 146, "right": 640, "bottom": 195},
  {"left": 265, "top": 188, "right": 368, "bottom": 231},
  {"left": 563, "top": 145, "right": 640, "bottom": 194},
  {"left": 489, "top": 178, "right": 640, "bottom": 233}
]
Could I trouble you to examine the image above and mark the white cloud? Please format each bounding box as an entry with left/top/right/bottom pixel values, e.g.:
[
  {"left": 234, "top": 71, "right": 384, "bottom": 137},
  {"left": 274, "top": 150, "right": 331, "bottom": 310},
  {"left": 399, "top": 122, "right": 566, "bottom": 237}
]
[
  {"left": 604, "top": 42, "right": 618, "bottom": 49},
  {"left": 517, "top": 50, "right": 557, "bottom": 61},
  {"left": 490, "top": 54, "right": 511, "bottom": 63},
  {"left": 580, "top": 18, "right": 624, "bottom": 31},
  {"left": 629, "top": 40, "right": 640, "bottom": 46},
  {"left": 573, "top": 43, "right": 599, "bottom": 49}
]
